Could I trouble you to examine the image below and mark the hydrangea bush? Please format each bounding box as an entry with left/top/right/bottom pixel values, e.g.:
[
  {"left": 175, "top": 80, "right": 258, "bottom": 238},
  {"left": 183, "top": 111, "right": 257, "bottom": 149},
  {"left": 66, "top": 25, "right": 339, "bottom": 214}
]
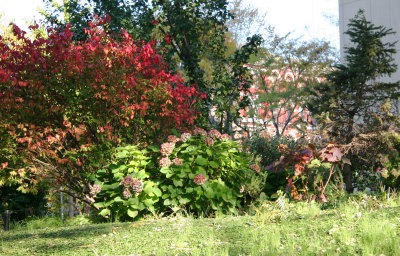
[
  {"left": 92, "top": 145, "right": 161, "bottom": 221},
  {"left": 151, "top": 128, "right": 262, "bottom": 215}
]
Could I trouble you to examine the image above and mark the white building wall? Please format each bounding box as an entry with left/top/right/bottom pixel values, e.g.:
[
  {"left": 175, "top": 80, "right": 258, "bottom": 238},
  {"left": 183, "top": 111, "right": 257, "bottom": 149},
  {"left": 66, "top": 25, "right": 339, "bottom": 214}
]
[{"left": 339, "top": 0, "right": 400, "bottom": 82}]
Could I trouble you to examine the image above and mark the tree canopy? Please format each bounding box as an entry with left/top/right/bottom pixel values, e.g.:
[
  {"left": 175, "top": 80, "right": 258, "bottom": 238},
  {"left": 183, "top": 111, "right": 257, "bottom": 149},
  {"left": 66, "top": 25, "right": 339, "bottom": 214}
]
[{"left": 41, "top": 0, "right": 263, "bottom": 133}]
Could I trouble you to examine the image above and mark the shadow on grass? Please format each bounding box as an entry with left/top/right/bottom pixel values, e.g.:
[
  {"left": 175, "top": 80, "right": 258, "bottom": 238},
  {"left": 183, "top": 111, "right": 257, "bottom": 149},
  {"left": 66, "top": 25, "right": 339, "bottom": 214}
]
[
  {"left": 27, "top": 241, "right": 86, "bottom": 255},
  {"left": 1, "top": 223, "right": 115, "bottom": 242}
]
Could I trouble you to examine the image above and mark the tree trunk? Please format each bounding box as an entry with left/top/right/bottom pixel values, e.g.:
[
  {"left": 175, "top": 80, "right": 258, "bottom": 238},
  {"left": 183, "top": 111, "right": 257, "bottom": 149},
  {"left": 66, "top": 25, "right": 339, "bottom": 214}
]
[
  {"left": 68, "top": 195, "right": 74, "bottom": 218},
  {"left": 342, "top": 163, "right": 353, "bottom": 193},
  {"left": 342, "top": 114, "right": 355, "bottom": 193}
]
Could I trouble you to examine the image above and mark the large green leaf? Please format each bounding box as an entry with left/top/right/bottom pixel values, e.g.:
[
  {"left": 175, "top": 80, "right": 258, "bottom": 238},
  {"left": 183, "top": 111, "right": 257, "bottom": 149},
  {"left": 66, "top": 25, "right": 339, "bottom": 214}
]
[
  {"left": 143, "top": 182, "right": 154, "bottom": 195},
  {"left": 93, "top": 202, "right": 105, "bottom": 208},
  {"left": 153, "top": 187, "right": 162, "bottom": 197},
  {"left": 127, "top": 209, "right": 138, "bottom": 218},
  {"left": 113, "top": 196, "right": 124, "bottom": 202},
  {"left": 143, "top": 199, "right": 154, "bottom": 207},
  {"left": 173, "top": 179, "right": 183, "bottom": 187},
  {"left": 127, "top": 197, "right": 139, "bottom": 206},
  {"left": 195, "top": 156, "right": 208, "bottom": 166},
  {"left": 98, "top": 208, "right": 110, "bottom": 216},
  {"left": 147, "top": 145, "right": 160, "bottom": 152},
  {"left": 209, "top": 161, "right": 218, "bottom": 168},
  {"left": 179, "top": 197, "right": 190, "bottom": 204},
  {"left": 160, "top": 167, "right": 170, "bottom": 174},
  {"left": 309, "top": 159, "right": 321, "bottom": 168}
]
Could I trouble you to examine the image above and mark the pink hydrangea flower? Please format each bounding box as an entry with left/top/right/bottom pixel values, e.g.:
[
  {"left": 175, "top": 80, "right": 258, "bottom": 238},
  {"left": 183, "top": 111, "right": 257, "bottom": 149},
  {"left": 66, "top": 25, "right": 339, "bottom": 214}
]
[
  {"left": 123, "top": 188, "right": 132, "bottom": 198},
  {"left": 89, "top": 184, "right": 102, "bottom": 196},
  {"left": 208, "top": 129, "right": 221, "bottom": 139},
  {"left": 173, "top": 158, "right": 183, "bottom": 166},
  {"left": 193, "top": 128, "right": 207, "bottom": 136},
  {"left": 204, "top": 137, "right": 214, "bottom": 146},
  {"left": 159, "top": 157, "right": 171, "bottom": 167},
  {"left": 121, "top": 176, "right": 134, "bottom": 187},
  {"left": 131, "top": 179, "right": 143, "bottom": 193},
  {"left": 168, "top": 135, "right": 179, "bottom": 143},
  {"left": 161, "top": 142, "right": 175, "bottom": 156},
  {"left": 250, "top": 164, "right": 261, "bottom": 173},
  {"left": 193, "top": 174, "right": 207, "bottom": 185},
  {"left": 180, "top": 132, "right": 192, "bottom": 142},
  {"left": 220, "top": 134, "right": 231, "bottom": 141}
]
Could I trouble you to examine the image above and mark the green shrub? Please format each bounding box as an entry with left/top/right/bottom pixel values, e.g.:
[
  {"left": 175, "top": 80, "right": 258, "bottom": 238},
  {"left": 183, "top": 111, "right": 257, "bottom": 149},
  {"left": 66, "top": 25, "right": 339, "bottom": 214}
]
[
  {"left": 245, "top": 133, "right": 305, "bottom": 195},
  {"left": 0, "top": 185, "right": 47, "bottom": 221},
  {"left": 353, "top": 168, "right": 383, "bottom": 193},
  {"left": 380, "top": 132, "right": 400, "bottom": 189},
  {"left": 92, "top": 145, "right": 161, "bottom": 221},
  {"left": 151, "top": 128, "right": 261, "bottom": 215}
]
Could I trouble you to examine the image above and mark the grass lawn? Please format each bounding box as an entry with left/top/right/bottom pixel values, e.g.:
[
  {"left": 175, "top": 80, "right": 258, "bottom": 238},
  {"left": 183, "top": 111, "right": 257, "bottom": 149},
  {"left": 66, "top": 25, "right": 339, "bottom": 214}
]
[{"left": 1, "top": 196, "right": 400, "bottom": 256}]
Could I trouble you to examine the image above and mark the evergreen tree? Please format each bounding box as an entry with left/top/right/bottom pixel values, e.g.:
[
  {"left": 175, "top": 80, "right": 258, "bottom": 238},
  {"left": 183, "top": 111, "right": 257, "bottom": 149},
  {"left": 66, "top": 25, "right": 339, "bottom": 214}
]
[{"left": 308, "top": 10, "right": 400, "bottom": 192}]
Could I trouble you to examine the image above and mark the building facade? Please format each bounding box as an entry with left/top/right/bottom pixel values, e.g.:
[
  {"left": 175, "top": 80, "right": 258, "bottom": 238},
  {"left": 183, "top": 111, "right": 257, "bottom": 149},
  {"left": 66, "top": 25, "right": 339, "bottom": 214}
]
[{"left": 339, "top": 0, "right": 400, "bottom": 82}]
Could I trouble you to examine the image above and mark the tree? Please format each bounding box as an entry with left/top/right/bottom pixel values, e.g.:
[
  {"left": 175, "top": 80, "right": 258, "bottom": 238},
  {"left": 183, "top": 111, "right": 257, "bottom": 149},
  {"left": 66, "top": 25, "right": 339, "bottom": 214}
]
[
  {"left": 226, "top": 0, "right": 269, "bottom": 46},
  {"left": 308, "top": 10, "right": 400, "bottom": 192},
  {"left": 239, "top": 35, "right": 336, "bottom": 138},
  {"left": 41, "top": 0, "right": 263, "bottom": 133},
  {"left": 0, "top": 20, "right": 201, "bottom": 202},
  {"left": 40, "top": 0, "right": 154, "bottom": 41}
]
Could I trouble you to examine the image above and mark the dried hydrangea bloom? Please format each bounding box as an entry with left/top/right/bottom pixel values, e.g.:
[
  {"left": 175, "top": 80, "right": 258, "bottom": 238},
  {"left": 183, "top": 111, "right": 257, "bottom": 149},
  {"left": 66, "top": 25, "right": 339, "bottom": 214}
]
[
  {"left": 180, "top": 132, "right": 192, "bottom": 142},
  {"left": 131, "top": 179, "right": 143, "bottom": 193},
  {"left": 193, "top": 127, "right": 207, "bottom": 136},
  {"left": 220, "top": 134, "right": 231, "bottom": 141},
  {"left": 123, "top": 188, "right": 132, "bottom": 198},
  {"left": 159, "top": 157, "right": 171, "bottom": 167},
  {"left": 380, "top": 168, "right": 389, "bottom": 179},
  {"left": 208, "top": 129, "right": 221, "bottom": 139},
  {"left": 89, "top": 184, "right": 102, "bottom": 196},
  {"left": 168, "top": 135, "right": 179, "bottom": 143},
  {"left": 250, "top": 164, "right": 261, "bottom": 173},
  {"left": 121, "top": 176, "right": 134, "bottom": 187},
  {"left": 204, "top": 137, "right": 214, "bottom": 146},
  {"left": 193, "top": 174, "right": 207, "bottom": 185},
  {"left": 173, "top": 158, "right": 183, "bottom": 166},
  {"left": 160, "top": 142, "right": 175, "bottom": 156}
]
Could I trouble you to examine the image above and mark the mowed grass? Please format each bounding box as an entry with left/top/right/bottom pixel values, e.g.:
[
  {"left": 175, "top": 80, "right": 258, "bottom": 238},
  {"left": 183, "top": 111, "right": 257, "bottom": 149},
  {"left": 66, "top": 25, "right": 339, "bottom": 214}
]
[{"left": 1, "top": 197, "right": 400, "bottom": 256}]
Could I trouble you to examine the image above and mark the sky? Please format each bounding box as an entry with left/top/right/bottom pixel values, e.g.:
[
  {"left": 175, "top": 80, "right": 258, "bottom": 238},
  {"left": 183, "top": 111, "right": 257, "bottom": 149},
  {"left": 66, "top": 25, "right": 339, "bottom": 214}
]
[
  {"left": 0, "top": 0, "right": 340, "bottom": 49},
  {"left": 244, "top": 0, "right": 339, "bottom": 49}
]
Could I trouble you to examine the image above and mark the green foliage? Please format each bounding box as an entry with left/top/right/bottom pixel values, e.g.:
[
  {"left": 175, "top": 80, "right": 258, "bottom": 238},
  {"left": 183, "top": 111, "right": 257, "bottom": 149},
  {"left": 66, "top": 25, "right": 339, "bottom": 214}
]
[
  {"left": 308, "top": 9, "right": 399, "bottom": 142},
  {"left": 245, "top": 133, "right": 300, "bottom": 167},
  {"left": 353, "top": 168, "right": 383, "bottom": 193},
  {"left": 380, "top": 132, "right": 400, "bottom": 189},
  {"left": 266, "top": 143, "right": 345, "bottom": 202},
  {"left": 244, "top": 133, "right": 302, "bottom": 195},
  {"left": 153, "top": 129, "right": 261, "bottom": 215},
  {"left": 92, "top": 145, "right": 160, "bottom": 221},
  {"left": 308, "top": 10, "right": 400, "bottom": 192},
  {"left": 0, "top": 185, "right": 47, "bottom": 221}
]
